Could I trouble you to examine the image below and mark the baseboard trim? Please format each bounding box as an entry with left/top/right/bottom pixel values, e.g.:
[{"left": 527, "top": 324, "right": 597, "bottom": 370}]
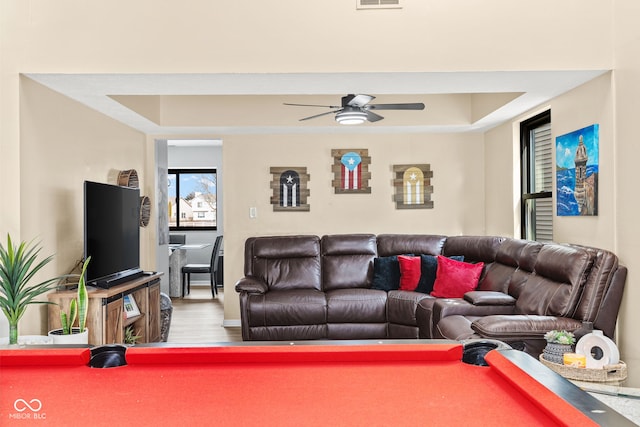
[{"left": 223, "top": 319, "right": 241, "bottom": 328}]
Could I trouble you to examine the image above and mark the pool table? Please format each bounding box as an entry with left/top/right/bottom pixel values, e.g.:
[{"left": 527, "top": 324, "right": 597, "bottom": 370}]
[{"left": 0, "top": 340, "right": 632, "bottom": 426}]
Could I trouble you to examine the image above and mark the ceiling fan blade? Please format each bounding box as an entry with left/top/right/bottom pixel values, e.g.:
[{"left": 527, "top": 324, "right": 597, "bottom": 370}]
[
  {"left": 368, "top": 103, "right": 425, "bottom": 110},
  {"left": 299, "top": 109, "right": 342, "bottom": 121},
  {"left": 284, "top": 103, "right": 340, "bottom": 108},
  {"left": 365, "top": 110, "right": 384, "bottom": 122},
  {"left": 344, "top": 94, "right": 375, "bottom": 108}
]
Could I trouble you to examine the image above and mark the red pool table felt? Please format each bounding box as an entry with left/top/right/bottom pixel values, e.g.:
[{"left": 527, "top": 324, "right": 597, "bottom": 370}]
[{"left": 0, "top": 343, "right": 601, "bottom": 426}]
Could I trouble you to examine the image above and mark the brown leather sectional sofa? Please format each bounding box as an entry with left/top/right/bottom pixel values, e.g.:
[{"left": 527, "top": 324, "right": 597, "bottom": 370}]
[{"left": 235, "top": 234, "right": 626, "bottom": 356}]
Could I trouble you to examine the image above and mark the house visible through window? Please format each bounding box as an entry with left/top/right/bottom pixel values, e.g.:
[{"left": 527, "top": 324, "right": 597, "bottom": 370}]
[
  {"left": 168, "top": 169, "right": 217, "bottom": 230},
  {"left": 521, "top": 111, "right": 552, "bottom": 242}
]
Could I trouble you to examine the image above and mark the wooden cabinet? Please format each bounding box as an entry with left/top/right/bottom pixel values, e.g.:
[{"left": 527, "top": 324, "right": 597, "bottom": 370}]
[
  {"left": 147, "top": 283, "right": 161, "bottom": 342},
  {"left": 48, "top": 273, "right": 162, "bottom": 346}
]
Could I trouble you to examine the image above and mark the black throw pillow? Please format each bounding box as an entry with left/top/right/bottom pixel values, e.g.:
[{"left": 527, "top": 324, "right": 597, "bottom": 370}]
[{"left": 371, "top": 256, "right": 401, "bottom": 291}]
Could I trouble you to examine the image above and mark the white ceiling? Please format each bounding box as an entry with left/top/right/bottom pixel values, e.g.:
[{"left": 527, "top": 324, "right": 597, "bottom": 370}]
[{"left": 25, "top": 70, "right": 607, "bottom": 137}]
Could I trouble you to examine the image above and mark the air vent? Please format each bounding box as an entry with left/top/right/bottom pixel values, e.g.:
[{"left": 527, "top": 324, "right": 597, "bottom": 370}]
[{"left": 357, "top": 0, "right": 402, "bottom": 10}]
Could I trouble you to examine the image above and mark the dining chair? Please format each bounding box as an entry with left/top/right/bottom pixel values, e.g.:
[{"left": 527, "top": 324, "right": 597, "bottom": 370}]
[{"left": 181, "top": 235, "right": 223, "bottom": 298}]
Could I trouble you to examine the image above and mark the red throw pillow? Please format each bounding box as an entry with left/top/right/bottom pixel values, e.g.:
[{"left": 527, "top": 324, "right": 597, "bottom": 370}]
[
  {"left": 398, "top": 255, "right": 421, "bottom": 291},
  {"left": 431, "top": 255, "right": 484, "bottom": 298}
]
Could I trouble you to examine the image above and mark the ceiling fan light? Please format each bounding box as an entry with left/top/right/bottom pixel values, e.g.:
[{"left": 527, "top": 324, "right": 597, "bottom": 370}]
[{"left": 335, "top": 109, "right": 367, "bottom": 125}]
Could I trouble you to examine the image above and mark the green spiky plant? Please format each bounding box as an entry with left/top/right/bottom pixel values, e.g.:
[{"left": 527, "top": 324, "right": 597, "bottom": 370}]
[
  {"left": 59, "top": 257, "right": 91, "bottom": 335},
  {"left": 124, "top": 325, "right": 142, "bottom": 345},
  {"left": 0, "top": 234, "right": 63, "bottom": 345}
]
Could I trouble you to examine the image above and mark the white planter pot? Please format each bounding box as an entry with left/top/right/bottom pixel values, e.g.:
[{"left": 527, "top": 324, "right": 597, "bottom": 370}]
[{"left": 48, "top": 328, "right": 89, "bottom": 345}]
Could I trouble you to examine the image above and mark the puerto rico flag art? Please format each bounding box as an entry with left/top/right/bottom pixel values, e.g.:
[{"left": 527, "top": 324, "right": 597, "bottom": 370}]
[
  {"left": 341, "top": 152, "right": 362, "bottom": 190},
  {"left": 331, "top": 148, "right": 371, "bottom": 194},
  {"left": 392, "top": 164, "right": 434, "bottom": 209},
  {"left": 269, "top": 166, "right": 310, "bottom": 211},
  {"left": 280, "top": 171, "right": 300, "bottom": 207}
]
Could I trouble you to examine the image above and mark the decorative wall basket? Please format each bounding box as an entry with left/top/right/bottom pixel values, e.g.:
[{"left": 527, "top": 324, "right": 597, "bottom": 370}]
[
  {"left": 139, "top": 195, "right": 151, "bottom": 227},
  {"left": 118, "top": 169, "right": 139, "bottom": 188}
]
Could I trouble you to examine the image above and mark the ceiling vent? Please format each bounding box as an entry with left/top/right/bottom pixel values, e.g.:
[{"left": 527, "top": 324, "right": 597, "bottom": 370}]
[{"left": 357, "top": 0, "right": 402, "bottom": 10}]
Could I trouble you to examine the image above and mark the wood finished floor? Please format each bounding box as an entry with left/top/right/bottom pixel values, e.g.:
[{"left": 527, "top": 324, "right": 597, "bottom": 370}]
[{"left": 167, "top": 284, "right": 242, "bottom": 343}]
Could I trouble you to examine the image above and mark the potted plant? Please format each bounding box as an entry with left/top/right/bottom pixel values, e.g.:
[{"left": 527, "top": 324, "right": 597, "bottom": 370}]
[
  {"left": 0, "top": 234, "right": 63, "bottom": 345},
  {"left": 48, "top": 257, "right": 91, "bottom": 344},
  {"left": 542, "top": 330, "right": 576, "bottom": 364},
  {"left": 124, "top": 325, "right": 142, "bottom": 345}
]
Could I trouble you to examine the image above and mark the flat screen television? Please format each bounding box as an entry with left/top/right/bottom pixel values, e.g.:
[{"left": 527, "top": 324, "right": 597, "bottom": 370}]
[{"left": 84, "top": 181, "right": 143, "bottom": 288}]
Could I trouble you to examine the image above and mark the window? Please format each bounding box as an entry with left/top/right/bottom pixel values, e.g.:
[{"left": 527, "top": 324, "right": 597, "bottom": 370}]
[
  {"left": 521, "top": 111, "right": 553, "bottom": 242},
  {"left": 168, "top": 169, "right": 217, "bottom": 230}
]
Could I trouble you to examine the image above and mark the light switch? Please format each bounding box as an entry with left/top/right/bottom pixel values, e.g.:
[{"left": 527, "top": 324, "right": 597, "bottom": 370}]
[{"left": 249, "top": 207, "right": 257, "bottom": 218}]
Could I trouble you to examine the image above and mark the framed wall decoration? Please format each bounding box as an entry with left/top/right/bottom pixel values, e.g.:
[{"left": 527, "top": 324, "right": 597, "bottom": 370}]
[
  {"left": 392, "top": 164, "right": 434, "bottom": 209},
  {"left": 270, "top": 167, "right": 310, "bottom": 211},
  {"left": 331, "top": 149, "right": 371, "bottom": 194},
  {"left": 556, "top": 124, "right": 599, "bottom": 216}
]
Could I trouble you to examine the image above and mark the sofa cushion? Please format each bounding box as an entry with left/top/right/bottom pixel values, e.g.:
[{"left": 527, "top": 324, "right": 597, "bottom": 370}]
[
  {"left": 572, "top": 246, "right": 619, "bottom": 322},
  {"left": 416, "top": 255, "right": 464, "bottom": 294},
  {"left": 322, "top": 234, "right": 377, "bottom": 291},
  {"left": 371, "top": 256, "right": 401, "bottom": 291},
  {"left": 431, "top": 256, "right": 484, "bottom": 298},
  {"left": 470, "top": 315, "right": 582, "bottom": 339},
  {"left": 515, "top": 245, "right": 593, "bottom": 317},
  {"left": 387, "top": 290, "right": 433, "bottom": 326},
  {"left": 250, "top": 235, "right": 322, "bottom": 291},
  {"left": 474, "top": 238, "right": 537, "bottom": 293},
  {"left": 388, "top": 323, "right": 420, "bottom": 339},
  {"left": 398, "top": 255, "right": 421, "bottom": 291},
  {"left": 326, "top": 289, "right": 387, "bottom": 323},
  {"left": 463, "top": 291, "right": 516, "bottom": 306},
  {"left": 327, "top": 323, "right": 387, "bottom": 340},
  {"left": 246, "top": 289, "right": 327, "bottom": 327},
  {"left": 376, "top": 234, "right": 447, "bottom": 257},
  {"left": 435, "top": 315, "right": 482, "bottom": 340},
  {"left": 248, "top": 325, "right": 327, "bottom": 341},
  {"left": 416, "top": 298, "right": 438, "bottom": 338},
  {"left": 442, "top": 236, "right": 505, "bottom": 263}
]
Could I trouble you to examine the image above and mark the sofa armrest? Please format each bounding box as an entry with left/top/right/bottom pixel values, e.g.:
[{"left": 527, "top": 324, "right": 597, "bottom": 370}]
[
  {"left": 235, "top": 276, "right": 268, "bottom": 294},
  {"left": 471, "top": 315, "right": 582, "bottom": 340},
  {"left": 432, "top": 297, "right": 516, "bottom": 329},
  {"left": 464, "top": 291, "right": 516, "bottom": 306}
]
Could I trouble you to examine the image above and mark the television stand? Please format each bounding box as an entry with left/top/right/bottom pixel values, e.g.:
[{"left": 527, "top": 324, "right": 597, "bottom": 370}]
[{"left": 48, "top": 273, "right": 163, "bottom": 345}]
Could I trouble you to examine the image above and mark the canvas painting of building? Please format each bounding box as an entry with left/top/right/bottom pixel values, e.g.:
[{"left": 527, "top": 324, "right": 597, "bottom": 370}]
[{"left": 556, "top": 124, "right": 599, "bottom": 216}]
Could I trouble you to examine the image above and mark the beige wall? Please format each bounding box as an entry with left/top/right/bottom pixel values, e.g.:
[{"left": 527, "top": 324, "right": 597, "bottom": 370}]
[
  {"left": 2, "top": 0, "right": 639, "bottom": 385},
  {"left": 222, "top": 132, "right": 484, "bottom": 320},
  {"left": 612, "top": 0, "right": 640, "bottom": 387},
  {"left": 2, "top": 1, "right": 612, "bottom": 72},
  {"left": 486, "top": 73, "right": 617, "bottom": 251},
  {"left": 0, "top": 0, "right": 616, "bottom": 235},
  {"left": 17, "top": 78, "right": 150, "bottom": 335},
  {"left": 483, "top": 117, "right": 522, "bottom": 237}
]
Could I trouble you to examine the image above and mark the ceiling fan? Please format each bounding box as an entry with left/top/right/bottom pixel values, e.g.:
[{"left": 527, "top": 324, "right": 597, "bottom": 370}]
[{"left": 284, "top": 94, "right": 425, "bottom": 125}]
